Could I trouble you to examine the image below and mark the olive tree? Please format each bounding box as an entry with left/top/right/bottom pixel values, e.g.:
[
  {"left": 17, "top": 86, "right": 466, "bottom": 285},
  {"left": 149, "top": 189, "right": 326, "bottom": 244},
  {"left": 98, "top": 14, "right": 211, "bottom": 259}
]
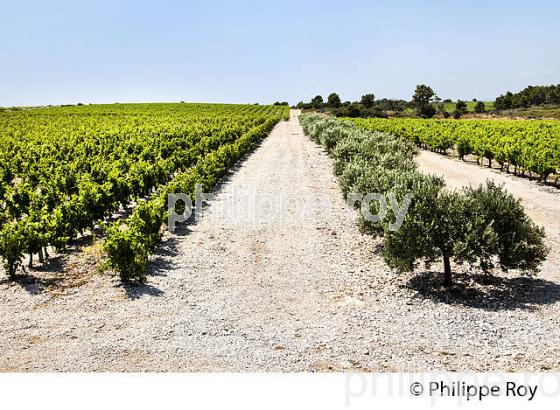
[
  {"left": 382, "top": 181, "right": 548, "bottom": 286},
  {"left": 382, "top": 179, "right": 466, "bottom": 285}
]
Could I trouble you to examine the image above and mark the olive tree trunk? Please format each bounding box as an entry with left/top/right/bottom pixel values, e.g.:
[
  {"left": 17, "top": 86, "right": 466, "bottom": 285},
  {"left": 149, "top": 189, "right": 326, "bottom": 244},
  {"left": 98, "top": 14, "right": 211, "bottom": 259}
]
[{"left": 442, "top": 255, "right": 452, "bottom": 286}]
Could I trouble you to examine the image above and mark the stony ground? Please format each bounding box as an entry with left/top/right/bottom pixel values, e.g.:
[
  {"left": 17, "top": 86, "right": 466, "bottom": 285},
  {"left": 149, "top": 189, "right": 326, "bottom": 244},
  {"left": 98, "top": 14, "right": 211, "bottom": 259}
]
[{"left": 1, "top": 110, "right": 559, "bottom": 371}]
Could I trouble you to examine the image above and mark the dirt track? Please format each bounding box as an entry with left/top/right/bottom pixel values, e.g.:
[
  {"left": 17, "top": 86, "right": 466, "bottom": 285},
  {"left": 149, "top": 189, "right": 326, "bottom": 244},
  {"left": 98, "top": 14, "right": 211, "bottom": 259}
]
[{"left": 1, "top": 111, "right": 560, "bottom": 372}]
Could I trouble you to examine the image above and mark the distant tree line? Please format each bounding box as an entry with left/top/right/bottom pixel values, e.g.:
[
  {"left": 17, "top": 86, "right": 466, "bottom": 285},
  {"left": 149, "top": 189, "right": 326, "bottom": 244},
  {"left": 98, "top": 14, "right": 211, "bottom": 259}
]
[
  {"left": 295, "top": 85, "right": 485, "bottom": 119},
  {"left": 495, "top": 84, "right": 560, "bottom": 110},
  {"left": 293, "top": 83, "right": 560, "bottom": 119},
  {"left": 295, "top": 93, "right": 409, "bottom": 118}
]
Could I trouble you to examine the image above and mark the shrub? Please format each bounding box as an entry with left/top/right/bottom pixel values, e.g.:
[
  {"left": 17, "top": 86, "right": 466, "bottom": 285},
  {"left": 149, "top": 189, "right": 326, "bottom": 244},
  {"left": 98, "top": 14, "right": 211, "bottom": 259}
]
[
  {"left": 474, "top": 101, "right": 486, "bottom": 113},
  {"left": 456, "top": 137, "right": 473, "bottom": 160},
  {"left": 320, "top": 124, "right": 347, "bottom": 153},
  {"left": 344, "top": 103, "right": 366, "bottom": 118},
  {"left": 0, "top": 221, "right": 26, "bottom": 278},
  {"left": 311, "top": 95, "right": 324, "bottom": 110},
  {"left": 462, "top": 181, "right": 548, "bottom": 273},
  {"left": 103, "top": 223, "right": 149, "bottom": 283},
  {"left": 455, "top": 100, "right": 468, "bottom": 114},
  {"left": 360, "top": 94, "right": 376, "bottom": 109},
  {"left": 327, "top": 93, "right": 342, "bottom": 108}
]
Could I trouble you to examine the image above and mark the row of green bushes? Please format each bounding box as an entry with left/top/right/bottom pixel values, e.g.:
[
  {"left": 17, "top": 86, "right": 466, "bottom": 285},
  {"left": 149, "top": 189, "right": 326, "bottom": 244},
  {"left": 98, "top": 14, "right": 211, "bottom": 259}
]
[
  {"left": 300, "top": 114, "right": 547, "bottom": 286},
  {"left": 103, "top": 118, "right": 280, "bottom": 283},
  {"left": 350, "top": 117, "right": 560, "bottom": 184}
]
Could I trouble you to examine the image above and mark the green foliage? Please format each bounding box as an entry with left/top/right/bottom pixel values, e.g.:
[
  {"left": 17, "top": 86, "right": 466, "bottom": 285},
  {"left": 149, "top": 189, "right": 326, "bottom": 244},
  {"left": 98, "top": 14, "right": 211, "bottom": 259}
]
[
  {"left": 412, "top": 84, "right": 437, "bottom": 118},
  {"left": 452, "top": 100, "right": 468, "bottom": 119},
  {"left": 327, "top": 93, "right": 342, "bottom": 108},
  {"left": 360, "top": 94, "right": 376, "bottom": 109},
  {"left": 440, "top": 101, "right": 494, "bottom": 114},
  {"left": 311, "top": 95, "right": 324, "bottom": 109},
  {"left": 299, "top": 93, "right": 405, "bottom": 117},
  {"left": 374, "top": 98, "right": 408, "bottom": 112},
  {"left": 350, "top": 117, "right": 560, "bottom": 182},
  {"left": 333, "top": 103, "right": 386, "bottom": 119},
  {"left": 412, "top": 85, "right": 435, "bottom": 105},
  {"left": 382, "top": 179, "right": 461, "bottom": 277},
  {"left": 102, "top": 117, "right": 278, "bottom": 283},
  {"left": 103, "top": 223, "right": 149, "bottom": 283},
  {"left": 340, "top": 103, "right": 366, "bottom": 118},
  {"left": 0, "top": 103, "right": 288, "bottom": 280},
  {"left": 495, "top": 84, "right": 560, "bottom": 110},
  {"left": 385, "top": 181, "right": 548, "bottom": 284},
  {"left": 0, "top": 220, "right": 26, "bottom": 278},
  {"left": 301, "top": 114, "right": 547, "bottom": 286},
  {"left": 462, "top": 182, "right": 548, "bottom": 273},
  {"left": 455, "top": 100, "right": 468, "bottom": 114},
  {"left": 474, "top": 101, "right": 486, "bottom": 113}
]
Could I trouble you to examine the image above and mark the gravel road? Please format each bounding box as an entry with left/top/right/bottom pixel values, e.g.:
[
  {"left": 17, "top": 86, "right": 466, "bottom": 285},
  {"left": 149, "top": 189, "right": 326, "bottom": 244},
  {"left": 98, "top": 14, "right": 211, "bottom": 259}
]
[{"left": 1, "top": 111, "right": 559, "bottom": 372}]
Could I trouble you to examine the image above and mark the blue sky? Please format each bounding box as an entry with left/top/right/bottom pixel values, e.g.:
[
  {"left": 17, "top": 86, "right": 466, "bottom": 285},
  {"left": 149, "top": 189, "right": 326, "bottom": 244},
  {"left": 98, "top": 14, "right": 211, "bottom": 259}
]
[{"left": 1, "top": 0, "right": 559, "bottom": 106}]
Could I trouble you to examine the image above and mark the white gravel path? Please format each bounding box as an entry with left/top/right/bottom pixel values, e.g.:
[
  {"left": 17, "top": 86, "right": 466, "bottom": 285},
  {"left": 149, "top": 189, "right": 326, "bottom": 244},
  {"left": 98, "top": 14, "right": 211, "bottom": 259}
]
[{"left": 1, "top": 111, "right": 560, "bottom": 372}]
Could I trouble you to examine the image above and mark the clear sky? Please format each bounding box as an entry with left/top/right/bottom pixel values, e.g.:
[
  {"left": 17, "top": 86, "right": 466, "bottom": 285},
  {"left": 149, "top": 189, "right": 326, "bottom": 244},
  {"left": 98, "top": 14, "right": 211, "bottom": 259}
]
[{"left": 1, "top": 0, "right": 559, "bottom": 106}]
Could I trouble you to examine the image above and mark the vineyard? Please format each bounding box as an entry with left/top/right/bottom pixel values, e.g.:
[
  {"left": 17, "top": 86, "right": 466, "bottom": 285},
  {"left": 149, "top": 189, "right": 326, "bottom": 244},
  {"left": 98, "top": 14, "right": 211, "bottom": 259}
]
[
  {"left": 0, "top": 103, "right": 289, "bottom": 281},
  {"left": 350, "top": 118, "right": 560, "bottom": 184}
]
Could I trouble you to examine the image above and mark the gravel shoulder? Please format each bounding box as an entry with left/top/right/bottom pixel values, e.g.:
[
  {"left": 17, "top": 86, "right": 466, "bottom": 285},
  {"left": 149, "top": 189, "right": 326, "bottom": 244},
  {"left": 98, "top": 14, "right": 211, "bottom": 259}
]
[{"left": 1, "top": 111, "right": 559, "bottom": 372}]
